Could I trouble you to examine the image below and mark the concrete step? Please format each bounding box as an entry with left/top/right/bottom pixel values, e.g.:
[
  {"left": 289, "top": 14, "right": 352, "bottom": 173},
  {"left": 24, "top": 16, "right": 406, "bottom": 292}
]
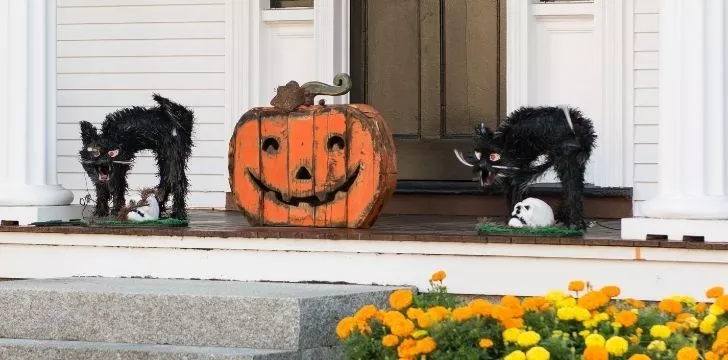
[
  {"left": 0, "top": 278, "right": 401, "bottom": 350},
  {"left": 0, "top": 339, "right": 341, "bottom": 360}
]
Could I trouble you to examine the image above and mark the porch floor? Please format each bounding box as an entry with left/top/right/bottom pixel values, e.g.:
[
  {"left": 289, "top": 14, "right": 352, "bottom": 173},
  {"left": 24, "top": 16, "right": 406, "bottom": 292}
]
[{"left": 0, "top": 209, "right": 724, "bottom": 249}]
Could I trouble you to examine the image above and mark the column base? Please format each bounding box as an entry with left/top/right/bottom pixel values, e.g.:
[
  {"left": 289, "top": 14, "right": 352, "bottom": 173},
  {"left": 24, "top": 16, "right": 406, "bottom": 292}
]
[
  {"left": 641, "top": 195, "right": 728, "bottom": 219},
  {"left": 0, "top": 184, "right": 74, "bottom": 206},
  {"left": 0, "top": 205, "right": 83, "bottom": 226},
  {"left": 621, "top": 217, "right": 728, "bottom": 243}
]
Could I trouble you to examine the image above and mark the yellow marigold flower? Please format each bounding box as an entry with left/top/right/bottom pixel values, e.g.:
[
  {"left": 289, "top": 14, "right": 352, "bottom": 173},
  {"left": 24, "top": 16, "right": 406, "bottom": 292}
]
[
  {"left": 397, "top": 338, "right": 418, "bottom": 359},
  {"left": 335, "top": 316, "right": 357, "bottom": 339},
  {"left": 426, "top": 306, "right": 449, "bottom": 322},
  {"left": 502, "top": 295, "right": 521, "bottom": 308},
  {"left": 706, "top": 286, "right": 724, "bottom": 299},
  {"left": 556, "top": 297, "right": 577, "bottom": 308},
  {"left": 605, "top": 336, "right": 629, "bottom": 356},
  {"left": 714, "top": 295, "right": 728, "bottom": 311},
  {"left": 676, "top": 346, "right": 700, "bottom": 360},
  {"left": 390, "top": 318, "right": 415, "bottom": 337},
  {"left": 615, "top": 310, "right": 637, "bottom": 327},
  {"left": 479, "top": 338, "right": 494, "bottom": 349},
  {"left": 569, "top": 280, "right": 586, "bottom": 292},
  {"left": 658, "top": 298, "right": 683, "bottom": 314},
  {"left": 574, "top": 307, "right": 592, "bottom": 321},
  {"left": 382, "top": 334, "right": 399, "bottom": 347},
  {"left": 647, "top": 340, "right": 666, "bottom": 352},
  {"left": 526, "top": 346, "right": 550, "bottom": 360},
  {"left": 650, "top": 325, "right": 671, "bottom": 339},
  {"left": 516, "top": 331, "right": 541, "bottom": 347},
  {"left": 389, "top": 289, "right": 413, "bottom": 310},
  {"left": 710, "top": 303, "right": 726, "bottom": 316},
  {"left": 406, "top": 307, "right": 424, "bottom": 321},
  {"left": 601, "top": 286, "right": 621, "bottom": 298},
  {"left": 583, "top": 345, "right": 609, "bottom": 360},
  {"left": 452, "top": 306, "right": 474, "bottom": 321},
  {"left": 700, "top": 319, "right": 716, "bottom": 334},
  {"left": 469, "top": 299, "right": 493, "bottom": 317},
  {"left": 704, "top": 314, "right": 718, "bottom": 325},
  {"left": 545, "top": 290, "right": 567, "bottom": 303},
  {"left": 557, "top": 307, "right": 575, "bottom": 321},
  {"left": 578, "top": 291, "right": 610, "bottom": 311},
  {"left": 628, "top": 354, "right": 651, "bottom": 360},
  {"left": 430, "top": 270, "right": 446, "bottom": 282},
  {"left": 416, "top": 336, "right": 437, "bottom": 354},
  {"left": 354, "top": 304, "right": 378, "bottom": 322},
  {"left": 505, "top": 350, "right": 527, "bottom": 360},
  {"left": 585, "top": 333, "right": 606, "bottom": 347},
  {"left": 579, "top": 330, "right": 591, "bottom": 337},
  {"left": 504, "top": 328, "right": 523, "bottom": 343}
]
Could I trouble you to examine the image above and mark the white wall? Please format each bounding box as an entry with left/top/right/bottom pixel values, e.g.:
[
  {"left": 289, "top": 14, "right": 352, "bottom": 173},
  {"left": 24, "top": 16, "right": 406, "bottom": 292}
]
[
  {"left": 55, "top": 0, "right": 228, "bottom": 208},
  {"left": 631, "top": 0, "right": 659, "bottom": 216}
]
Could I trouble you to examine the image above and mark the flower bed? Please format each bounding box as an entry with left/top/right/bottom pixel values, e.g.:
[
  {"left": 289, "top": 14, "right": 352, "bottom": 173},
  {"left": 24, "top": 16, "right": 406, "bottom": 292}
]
[{"left": 336, "top": 271, "right": 728, "bottom": 359}]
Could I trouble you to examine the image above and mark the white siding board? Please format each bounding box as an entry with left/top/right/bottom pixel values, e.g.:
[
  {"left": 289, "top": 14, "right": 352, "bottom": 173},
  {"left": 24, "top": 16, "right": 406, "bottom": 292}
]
[
  {"left": 55, "top": 0, "right": 228, "bottom": 208},
  {"left": 635, "top": 89, "right": 658, "bottom": 106},
  {"left": 58, "top": 56, "right": 224, "bottom": 73},
  {"left": 58, "top": 90, "right": 224, "bottom": 107},
  {"left": 634, "top": 33, "right": 658, "bottom": 51},
  {"left": 57, "top": 106, "right": 225, "bottom": 124},
  {"left": 59, "top": 0, "right": 224, "bottom": 7},
  {"left": 634, "top": 106, "right": 658, "bottom": 125},
  {"left": 634, "top": 144, "right": 658, "bottom": 164},
  {"left": 633, "top": 183, "right": 658, "bottom": 201},
  {"left": 58, "top": 23, "right": 225, "bottom": 41},
  {"left": 634, "top": 14, "right": 659, "bottom": 32},
  {"left": 634, "top": 70, "right": 658, "bottom": 88},
  {"left": 58, "top": 39, "right": 225, "bottom": 57},
  {"left": 57, "top": 73, "right": 225, "bottom": 90},
  {"left": 634, "top": 125, "right": 658, "bottom": 144},
  {"left": 634, "top": 164, "right": 658, "bottom": 182},
  {"left": 634, "top": 0, "right": 659, "bottom": 14},
  {"left": 634, "top": 52, "right": 659, "bottom": 69},
  {"left": 58, "top": 5, "right": 224, "bottom": 24}
]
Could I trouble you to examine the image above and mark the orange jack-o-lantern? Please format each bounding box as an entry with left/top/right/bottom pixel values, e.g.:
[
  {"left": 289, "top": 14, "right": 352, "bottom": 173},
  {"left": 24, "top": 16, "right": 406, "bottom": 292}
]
[{"left": 228, "top": 74, "right": 397, "bottom": 228}]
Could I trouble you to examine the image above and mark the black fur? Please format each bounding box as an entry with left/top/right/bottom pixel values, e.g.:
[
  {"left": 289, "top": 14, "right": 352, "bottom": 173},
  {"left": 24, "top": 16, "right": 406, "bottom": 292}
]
[
  {"left": 463, "top": 106, "right": 596, "bottom": 229},
  {"left": 79, "top": 94, "right": 194, "bottom": 219}
]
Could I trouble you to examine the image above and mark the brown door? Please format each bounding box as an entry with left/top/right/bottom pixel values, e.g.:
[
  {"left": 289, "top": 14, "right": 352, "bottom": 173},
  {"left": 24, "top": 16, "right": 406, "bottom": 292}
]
[{"left": 351, "top": 0, "right": 505, "bottom": 181}]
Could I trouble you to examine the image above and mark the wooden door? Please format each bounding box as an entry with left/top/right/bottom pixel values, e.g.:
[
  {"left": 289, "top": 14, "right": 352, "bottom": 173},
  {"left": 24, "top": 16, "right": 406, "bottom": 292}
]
[{"left": 351, "top": 0, "right": 505, "bottom": 181}]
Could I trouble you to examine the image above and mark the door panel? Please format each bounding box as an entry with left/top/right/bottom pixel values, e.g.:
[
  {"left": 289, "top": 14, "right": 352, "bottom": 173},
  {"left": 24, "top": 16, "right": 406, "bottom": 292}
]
[{"left": 352, "top": 0, "right": 504, "bottom": 181}]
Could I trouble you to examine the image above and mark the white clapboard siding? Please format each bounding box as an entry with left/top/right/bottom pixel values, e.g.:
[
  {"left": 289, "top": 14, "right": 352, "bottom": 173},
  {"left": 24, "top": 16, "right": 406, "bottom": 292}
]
[
  {"left": 632, "top": 0, "right": 660, "bottom": 216},
  {"left": 56, "top": 1, "right": 228, "bottom": 209}
]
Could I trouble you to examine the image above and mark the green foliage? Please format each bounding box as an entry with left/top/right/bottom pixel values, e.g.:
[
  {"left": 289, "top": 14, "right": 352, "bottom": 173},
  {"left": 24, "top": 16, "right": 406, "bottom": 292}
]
[{"left": 476, "top": 224, "right": 584, "bottom": 237}]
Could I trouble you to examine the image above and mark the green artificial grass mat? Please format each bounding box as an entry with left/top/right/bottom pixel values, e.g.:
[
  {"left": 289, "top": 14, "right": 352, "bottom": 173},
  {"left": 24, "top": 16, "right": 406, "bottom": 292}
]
[
  {"left": 81, "top": 217, "right": 189, "bottom": 228},
  {"left": 476, "top": 224, "right": 584, "bottom": 237}
]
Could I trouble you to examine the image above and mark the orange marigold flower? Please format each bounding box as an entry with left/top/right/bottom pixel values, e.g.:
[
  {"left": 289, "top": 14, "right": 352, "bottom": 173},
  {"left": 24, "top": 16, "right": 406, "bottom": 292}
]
[
  {"left": 578, "top": 291, "right": 610, "bottom": 311},
  {"left": 426, "top": 306, "right": 449, "bottom": 322},
  {"left": 335, "top": 316, "right": 357, "bottom": 339},
  {"left": 569, "top": 280, "right": 586, "bottom": 292},
  {"left": 501, "top": 295, "right": 521, "bottom": 308},
  {"left": 716, "top": 295, "right": 728, "bottom": 311},
  {"left": 430, "top": 270, "right": 446, "bottom": 282},
  {"left": 615, "top": 310, "right": 638, "bottom": 327},
  {"left": 704, "top": 351, "right": 719, "bottom": 360},
  {"left": 711, "top": 339, "right": 728, "bottom": 356},
  {"left": 389, "top": 289, "right": 413, "bottom": 310},
  {"left": 383, "top": 310, "right": 406, "bottom": 327},
  {"left": 491, "top": 305, "right": 514, "bottom": 321},
  {"left": 626, "top": 298, "right": 646, "bottom": 309},
  {"left": 390, "top": 319, "right": 415, "bottom": 337},
  {"left": 354, "top": 304, "right": 378, "bottom": 322},
  {"left": 416, "top": 337, "right": 437, "bottom": 354},
  {"left": 676, "top": 346, "right": 700, "bottom": 360},
  {"left": 382, "top": 334, "right": 399, "bottom": 347},
  {"left": 583, "top": 345, "right": 609, "bottom": 360},
  {"left": 601, "top": 286, "right": 621, "bottom": 298},
  {"left": 658, "top": 298, "right": 683, "bottom": 314},
  {"left": 469, "top": 299, "right": 493, "bottom": 317},
  {"left": 696, "top": 302, "right": 708, "bottom": 313},
  {"left": 707, "top": 286, "right": 725, "bottom": 299},
  {"left": 523, "top": 297, "right": 549, "bottom": 312},
  {"left": 406, "top": 307, "right": 424, "bottom": 321},
  {"left": 502, "top": 317, "right": 524, "bottom": 329},
  {"left": 629, "top": 335, "right": 640, "bottom": 345},
  {"left": 398, "top": 338, "right": 418, "bottom": 359},
  {"left": 416, "top": 313, "right": 433, "bottom": 328},
  {"left": 717, "top": 326, "right": 728, "bottom": 340},
  {"left": 452, "top": 306, "right": 474, "bottom": 321},
  {"left": 666, "top": 321, "right": 681, "bottom": 331},
  {"left": 628, "top": 355, "right": 651, "bottom": 360},
  {"left": 676, "top": 313, "right": 694, "bottom": 323},
  {"left": 479, "top": 338, "right": 494, "bottom": 349}
]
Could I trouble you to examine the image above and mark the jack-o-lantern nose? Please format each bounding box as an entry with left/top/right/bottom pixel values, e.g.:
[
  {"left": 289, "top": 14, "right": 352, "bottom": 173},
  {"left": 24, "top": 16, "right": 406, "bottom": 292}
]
[{"left": 295, "top": 166, "right": 312, "bottom": 180}]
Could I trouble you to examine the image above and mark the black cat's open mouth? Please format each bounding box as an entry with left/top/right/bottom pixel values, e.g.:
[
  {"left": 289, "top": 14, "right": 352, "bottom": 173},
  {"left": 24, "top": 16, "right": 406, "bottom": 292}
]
[{"left": 97, "top": 166, "right": 110, "bottom": 183}]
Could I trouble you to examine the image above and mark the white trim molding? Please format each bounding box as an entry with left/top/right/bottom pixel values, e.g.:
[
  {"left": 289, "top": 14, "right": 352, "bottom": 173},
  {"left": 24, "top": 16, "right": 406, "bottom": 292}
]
[
  {"left": 227, "top": 0, "right": 264, "bottom": 132},
  {"left": 506, "top": 0, "right": 629, "bottom": 187},
  {"left": 314, "top": 0, "right": 350, "bottom": 104}
]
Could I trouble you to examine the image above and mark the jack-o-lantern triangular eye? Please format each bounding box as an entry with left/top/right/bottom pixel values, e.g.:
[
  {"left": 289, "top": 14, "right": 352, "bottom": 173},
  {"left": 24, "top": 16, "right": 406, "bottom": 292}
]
[
  {"left": 108, "top": 149, "right": 119, "bottom": 158},
  {"left": 327, "top": 135, "right": 346, "bottom": 151},
  {"left": 262, "top": 137, "right": 280, "bottom": 153}
]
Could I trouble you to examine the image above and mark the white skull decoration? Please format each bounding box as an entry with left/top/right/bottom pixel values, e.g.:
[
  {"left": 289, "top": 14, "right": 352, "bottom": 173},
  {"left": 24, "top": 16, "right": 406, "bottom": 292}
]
[{"left": 507, "top": 198, "right": 555, "bottom": 228}]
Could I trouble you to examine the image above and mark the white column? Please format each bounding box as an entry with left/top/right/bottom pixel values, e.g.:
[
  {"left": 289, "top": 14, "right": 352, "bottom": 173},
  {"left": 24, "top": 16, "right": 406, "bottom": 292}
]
[
  {"left": 0, "top": 0, "right": 80, "bottom": 224},
  {"left": 313, "top": 0, "right": 349, "bottom": 104},
  {"left": 622, "top": 0, "right": 728, "bottom": 241}
]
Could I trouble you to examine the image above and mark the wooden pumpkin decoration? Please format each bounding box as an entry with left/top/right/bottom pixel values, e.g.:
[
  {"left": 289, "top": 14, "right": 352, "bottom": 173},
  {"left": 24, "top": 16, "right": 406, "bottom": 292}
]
[{"left": 228, "top": 74, "right": 397, "bottom": 228}]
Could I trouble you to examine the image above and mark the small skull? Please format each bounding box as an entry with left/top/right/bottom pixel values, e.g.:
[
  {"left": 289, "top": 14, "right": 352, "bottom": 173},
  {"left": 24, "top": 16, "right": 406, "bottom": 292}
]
[{"left": 507, "top": 198, "right": 555, "bottom": 228}]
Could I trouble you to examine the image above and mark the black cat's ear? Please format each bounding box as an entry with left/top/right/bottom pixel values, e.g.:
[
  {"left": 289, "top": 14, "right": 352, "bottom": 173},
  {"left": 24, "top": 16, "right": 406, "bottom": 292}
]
[
  {"left": 475, "top": 122, "right": 493, "bottom": 138},
  {"left": 79, "top": 121, "right": 99, "bottom": 144}
]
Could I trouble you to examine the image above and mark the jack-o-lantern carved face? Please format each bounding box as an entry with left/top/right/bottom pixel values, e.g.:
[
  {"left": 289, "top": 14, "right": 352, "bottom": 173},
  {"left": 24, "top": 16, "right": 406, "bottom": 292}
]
[{"left": 229, "top": 104, "right": 397, "bottom": 228}]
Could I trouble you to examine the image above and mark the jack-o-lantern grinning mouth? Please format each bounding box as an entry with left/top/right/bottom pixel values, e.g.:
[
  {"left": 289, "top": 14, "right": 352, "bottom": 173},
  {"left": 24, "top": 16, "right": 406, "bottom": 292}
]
[{"left": 247, "top": 165, "right": 361, "bottom": 207}]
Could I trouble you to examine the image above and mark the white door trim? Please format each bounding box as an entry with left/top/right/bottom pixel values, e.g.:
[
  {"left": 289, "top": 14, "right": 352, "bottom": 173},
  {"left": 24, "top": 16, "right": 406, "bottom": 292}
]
[
  {"left": 506, "top": 0, "right": 630, "bottom": 187},
  {"left": 313, "top": 0, "right": 350, "bottom": 104}
]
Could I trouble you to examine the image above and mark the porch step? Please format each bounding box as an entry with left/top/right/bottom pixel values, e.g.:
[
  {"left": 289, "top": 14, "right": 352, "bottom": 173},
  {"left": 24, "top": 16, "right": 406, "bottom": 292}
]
[
  {"left": 0, "top": 278, "right": 401, "bottom": 351},
  {"left": 0, "top": 339, "right": 341, "bottom": 360}
]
